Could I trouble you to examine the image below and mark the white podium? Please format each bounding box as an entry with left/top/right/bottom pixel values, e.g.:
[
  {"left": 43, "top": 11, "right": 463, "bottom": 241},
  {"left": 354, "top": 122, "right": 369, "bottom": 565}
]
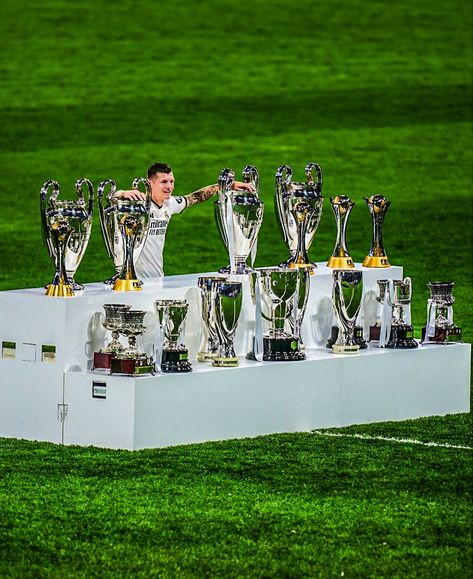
[{"left": 0, "top": 265, "right": 470, "bottom": 450}]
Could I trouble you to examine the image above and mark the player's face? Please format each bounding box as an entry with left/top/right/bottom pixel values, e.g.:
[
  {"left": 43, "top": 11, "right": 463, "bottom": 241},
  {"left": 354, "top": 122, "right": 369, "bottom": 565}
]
[{"left": 150, "top": 172, "right": 175, "bottom": 205}]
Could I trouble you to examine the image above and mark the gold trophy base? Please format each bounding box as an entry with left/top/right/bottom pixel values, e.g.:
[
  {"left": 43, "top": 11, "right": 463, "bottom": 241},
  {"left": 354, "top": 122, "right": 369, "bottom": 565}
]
[
  {"left": 362, "top": 255, "right": 390, "bottom": 268},
  {"left": 332, "top": 344, "right": 360, "bottom": 355},
  {"left": 113, "top": 278, "right": 142, "bottom": 292},
  {"left": 212, "top": 356, "right": 239, "bottom": 367},
  {"left": 45, "top": 283, "right": 75, "bottom": 297},
  {"left": 197, "top": 351, "right": 218, "bottom": 362},
  {"left": 327, "top": 256, "right": 354, "bottom": 269}
]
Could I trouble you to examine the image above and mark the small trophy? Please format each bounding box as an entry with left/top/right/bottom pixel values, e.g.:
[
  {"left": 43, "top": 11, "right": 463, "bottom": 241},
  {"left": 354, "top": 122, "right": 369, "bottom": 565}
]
[
  {"left": 332, "top": 270, "right": 363, "bottom": 354},
  {"left": 214, "top": 166, "right": 264, "bottom": 274},
  {"left": 98, "top": 178, "right": 151, "bottom": 290},
  {"left": 327, "top": 195, "right": 355, "bottom": 269},
  {"left": 155, "top": 300, "right": 192, "bottom": 373},
  {"left": 197, "top": 276, "right": 227, "bottom": 362},
  {"left": 385, "top": 278, "right": 418, "bottom": 348},
  {"left": 93, "top": 304, "right": 131, "bottom": 370},
  {"left": 213, "top": 281, "right": 243, "bottom": 367},
  {"left": 40, "top": 178, "right": 94, "bottom": 296},
  {"left": 275, "top": 163, "right": 323, "bottom": 268},
  {"left": 248, "top": 267, "right": 306, "bottom": 361},
  {"left": 422, "top": 282, "right": 462, "bottom": 343},
  {"left": 369, "top": 279, "right": 390, "bottom": 341},
  {"left": 363, "top": 194, "right": 390, "bottom": 268},
  {"left": 111, "top": 309, "right": 154, "bottom": 375}
]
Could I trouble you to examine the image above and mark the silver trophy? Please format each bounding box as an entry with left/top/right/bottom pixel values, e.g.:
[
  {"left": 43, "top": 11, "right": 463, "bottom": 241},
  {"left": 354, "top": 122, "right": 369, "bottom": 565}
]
[
  {"left": 214, "top": 166, "right": 264, "bottom": 274},
  {"left": 385, "top": 278, "right": 418, "bottom": 348},
  {"left": 422, "top": 282, "right": 462, "bottom": 343},
  {"left": 249, "top": 267, "right": 305, "bottom": 361},
  {"left": 197, "top": 275, "right": 227, "bottom": 362},
  {"left": 98, "top": 178, "right": 151, "bottom": 290},
  {"left": 369, "top": 279, "right": 390, "bottom": 341},
  {"left": 213, "top": 280, "right": 243, "bottom": 367},
  {"left": 101, "top": 304, "right": 131, "bottom": 353},
  {"left": 287, "top": 268, "right": 311, "bottom": 348},
  {"left": 112, "top": 309, "right": 154, "bottom": 374},
  {"left": 363, "top": 194, "right": 391, "bottom": 268},
  {"left": 327, "top": 195, "right": 355, "bottom": 269},
  {"left": 40, "top": 178, "right": 94, "bottom": 296},
  {"left": 332, "top": 270, "right": 363, "bottom": 354},
  {"left": 275, "top": 163, "right": 323, "bottom": 268},
  {"left": 155, "top": 299, "right": 192, "bottom": 372}
]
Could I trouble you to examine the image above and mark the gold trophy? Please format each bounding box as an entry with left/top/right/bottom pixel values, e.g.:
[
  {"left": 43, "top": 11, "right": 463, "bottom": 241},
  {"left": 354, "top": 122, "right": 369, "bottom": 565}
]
[
  {"left": 363, "top": 194, "right": 390, "bottom": 268},
  {"left": 327, "top": 195, "right": 355, "bottom": 269}
]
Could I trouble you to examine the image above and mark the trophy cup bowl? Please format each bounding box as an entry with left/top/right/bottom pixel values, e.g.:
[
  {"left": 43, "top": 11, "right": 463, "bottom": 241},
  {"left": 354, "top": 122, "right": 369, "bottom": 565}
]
[
  {"left": 111, "top": 309, "right": 154, "bottom": 375},
  {"left": 332, "top": 270, "right": 363, "bottom": 354},
  {"left": 40, "top": 178, "right": 94, "bottom": 295},
  {"left": 214, "top": 165, "right": 264, "bottom": 274},
  {"left": 363, "top": 194, "right": 391, "bottom": 268},
  {"left": 197, "top": 275, "right": 227, "bottom": 362},
  {"left": 386, "top": 277, "right": 418, "bottom": 348},
  {"left": 213, "top": 281, "right": 243, "bottom": 367},
  {"left": 327, "top": 195, "right": 355, "bottom": 269},
  {"left": 275, "top": 163, "right": 323, "bottom": 268},
  {"left": 155, "top": 299, "right": 192, "bottom": 373},
  {"left": 422, "top": 281, "right": 462, "bottom": 343},
  {"left": 93, "top": 303, "right": 131, "bottom": 370}
]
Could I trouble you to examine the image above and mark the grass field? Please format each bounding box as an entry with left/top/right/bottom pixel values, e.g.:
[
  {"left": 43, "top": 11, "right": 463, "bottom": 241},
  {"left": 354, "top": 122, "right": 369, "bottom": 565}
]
[{"left": 0, "top": 0, "right": 471, "bottom": 576}]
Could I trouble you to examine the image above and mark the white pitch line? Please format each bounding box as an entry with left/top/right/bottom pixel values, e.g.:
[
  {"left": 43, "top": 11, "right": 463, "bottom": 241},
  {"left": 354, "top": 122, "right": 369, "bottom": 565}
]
[{"left": 312, "top": 430, "right": 473, "bottom": 450}]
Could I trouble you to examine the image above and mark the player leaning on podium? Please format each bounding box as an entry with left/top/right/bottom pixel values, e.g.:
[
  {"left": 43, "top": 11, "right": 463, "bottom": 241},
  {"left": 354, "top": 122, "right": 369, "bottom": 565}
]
[{"left": 115, "top": 162, "right": 254, "bottom": 278}]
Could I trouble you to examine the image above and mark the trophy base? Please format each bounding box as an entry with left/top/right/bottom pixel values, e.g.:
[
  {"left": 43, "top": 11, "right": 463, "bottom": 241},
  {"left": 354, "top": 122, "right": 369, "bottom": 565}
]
[
  {"left": 45, "top": 283, "right": 75, "bottom": 298},
  {"left": 93, "top": 351, "right": 116, "bottom": 370},
  {"left": 110, "top": 356, "right": 154, "bottom": 376},
  {"left": 160, "top": 349, "right": 192, "bottom": 373},
  {"left": 212, "top": 356, "right": 239, "bottom": 367},
  {"left": 196, "top": 351, "right": 218, "bottom": 362},
  {"left": 247, "top": 337, "right": 305, "bottom": 362},
  {"left": 218, "top": 263, "right": 253, "bottom": 275},
  {"left": 369, "top": 325, "right": 381, "bottom": 342},
  {"left": 326, "top": 326, "right": 367, "bottom": 349},
  {"left": 362, "top": 255, "right": 390, "bottom": 268},
  {"left": 332, "top": 344, "right": 360, "bottom": 355},
  {"left": 103, "top": 273, "right": 119, "bottom": 286},
  {"left": 113, "top": 278, "right": 142, "bottom": 292},
  {"left": 386, "top": 325, "right": 418, "bottom": 349},
  {"left": 421, "top": 325, "right": 462, "bottom": 344},
  {"left": 279, "top": 258, "right": 316, "bottom": 271},
  {"left": 326, "top": 256, "right": 355, "bottom": 269}
]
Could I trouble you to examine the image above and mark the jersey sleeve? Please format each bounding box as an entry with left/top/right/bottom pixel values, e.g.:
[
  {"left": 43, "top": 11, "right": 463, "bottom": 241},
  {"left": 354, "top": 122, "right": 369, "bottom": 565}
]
[{"left": 169, "top": 195, "right": 188, "bottom": 215}]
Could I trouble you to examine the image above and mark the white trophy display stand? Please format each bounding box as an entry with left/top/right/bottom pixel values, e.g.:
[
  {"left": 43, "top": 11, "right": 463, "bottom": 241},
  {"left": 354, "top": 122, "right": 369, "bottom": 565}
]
[{"left": 0, "top": 263, "right": 470, "bottom": 451}]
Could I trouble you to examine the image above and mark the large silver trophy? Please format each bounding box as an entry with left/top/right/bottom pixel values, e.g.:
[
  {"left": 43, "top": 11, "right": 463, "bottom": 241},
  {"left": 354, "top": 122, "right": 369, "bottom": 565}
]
[
  {"left": 248, "top": 267, "right": 306, "bottom": 361},
  {"left": 214, "top": 166, "right": 264, "bottom": 274},
  {"left": 384, "top": 278, "right": 418, "bottom": 349},
  {"left": 327, "top": 195, "right": 355, "bottom": 269},
  {"left": 363, "top": 194, "right": 391, "bottom": 268},
  {"left": 213, "top": 280, "right": 243, "bottom": 367},
  {"left": 275, "top": 163, "right": 323, "bottom": 268},
  {"left": 98, "top": 178, "right": 151, "bottom": 291},
  {"left": 40, "top": 178, "right": 94, "bottom": 297},
  {"left": 155, "top": 299, "right": 192, "bottom": 372},
  {"left": 332, "top": 270, "right": 363, "bottom": 354},
  {"left": 197, "top": 275, "right": 227, "bottom": 362},
  {"left": 93, "top": 303, "right": 131, "bottom": 370},
  {"left": 111, "top": 309, "right": 154, "bottom": 375},
  {"left": 422, "top": 282, "right": 462, "bottom": 343}
]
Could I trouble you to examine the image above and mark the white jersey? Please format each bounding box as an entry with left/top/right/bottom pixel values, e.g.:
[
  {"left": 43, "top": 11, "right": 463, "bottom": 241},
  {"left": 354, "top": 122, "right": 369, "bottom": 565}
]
[{"left": 135, "top": 195, "right": 187, "bottom": 279}]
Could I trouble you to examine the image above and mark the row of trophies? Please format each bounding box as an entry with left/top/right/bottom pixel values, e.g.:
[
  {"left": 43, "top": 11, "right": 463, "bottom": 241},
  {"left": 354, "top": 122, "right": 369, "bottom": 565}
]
[
  {"left": 39, "top": 164, "right": 391, "bottom": 297},
  {"left": 93, "top": 274, "right": 462, "bottom": 376}
]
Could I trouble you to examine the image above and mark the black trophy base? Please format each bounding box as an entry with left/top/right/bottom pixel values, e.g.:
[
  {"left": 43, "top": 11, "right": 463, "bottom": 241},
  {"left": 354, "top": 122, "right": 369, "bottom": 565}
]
[
  {"left": 247, "top": 336, "right": 305, "bottom": 362},
  {"left": 386, "top": 325, "right": 418, "bottom": 349},
  {"left": 421, "top": 325, "right": 462, "bottom": 344},
  {"left": 110, "top": 356, "right": 154, "bottom": 376},
  {"left": 326, "top": 326, "right": 367, "bottom": 349},
  {"left": 160, "top": 349, "right": 192, "bottom": 373}
]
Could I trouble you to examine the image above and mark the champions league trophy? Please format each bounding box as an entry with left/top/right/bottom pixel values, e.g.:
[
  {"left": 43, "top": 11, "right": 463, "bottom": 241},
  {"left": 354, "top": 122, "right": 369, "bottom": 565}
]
[
  {"left": 385, "top": 278, "right": 418, "bottom": 349},
  {"left": 197, "top": 275, "right": 227, "bottom": 362},
  {"left": 40, "top": 178, "right": 94, "bottom": 296},
  {"left": 331, "top": 270, "right": 363, "bottom": 354},
  {"left": 275, "top": 163, "right": 324, "bottom": 268},
  {"left": 155, "top": 300, "right": 192, "bottom": 373},
  {"left": 327, "top": 195, "right": 355, "bottom": 269},
  {"left": 213, "top": 280, "right": 243, "bottom": 367},
  {"left": 422, "top": 282, "right": 462, "bottom": 343},
  {"left": 93, "top": 303, "right": 131, "bottom": 370},
  {"left": 111, "top": 309, "right": 154, "bottom": 375},
  {"left": 214, "top": 166, "right": 264, "bottom": 274},
  {"left": 248, "top": 267, "right": 306, "bottom": 361},
  {"left": 363, "top": 194, "right": 391, "bottom": 268},
  {"left": 369, "top": 279, "right": 390, "bottom": 341},
  {"left": 97, "top": 178, "right": 151, "bottom": 291}
]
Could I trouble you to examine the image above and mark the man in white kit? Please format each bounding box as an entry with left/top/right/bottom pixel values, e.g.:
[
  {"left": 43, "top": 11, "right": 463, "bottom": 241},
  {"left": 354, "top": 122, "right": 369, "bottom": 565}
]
[{"left": 117, "top": 162, "right": 253, "bottom": 278}]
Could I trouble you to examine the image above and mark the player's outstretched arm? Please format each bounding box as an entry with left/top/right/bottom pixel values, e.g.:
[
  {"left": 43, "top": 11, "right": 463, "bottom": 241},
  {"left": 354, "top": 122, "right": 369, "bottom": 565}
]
[{"left": 185, "top": 181, "right": 255, "bottom": 207}]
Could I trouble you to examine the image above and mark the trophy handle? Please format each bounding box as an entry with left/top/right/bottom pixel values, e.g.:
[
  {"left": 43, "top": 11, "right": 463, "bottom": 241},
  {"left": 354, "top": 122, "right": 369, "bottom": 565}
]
[
  {"left": 275, "top": 165, "right": 292, "bottom": 195},
  {"left": 403, "top": 277, "right": 412, "bottom": 302},
  {"left": 97, "top": 179, "right": 117, "bottom": 259},
  {"left": 242, "top": 165, "right": 259, "bottom": 193},
  {"left": 40, "top": 179, "right": 60, "bottom": 258},
  {"left": 75, "top": 178, "right": 94, "bottom": 215},
  {"left": 305, "top": 163, "right": 323, "bottom": 186},
  {"left": 218, "top": 168, "right": 235, "bottom": 199},
  {"left": 132, "top": 177, "right": 152, "bottom": 213}
]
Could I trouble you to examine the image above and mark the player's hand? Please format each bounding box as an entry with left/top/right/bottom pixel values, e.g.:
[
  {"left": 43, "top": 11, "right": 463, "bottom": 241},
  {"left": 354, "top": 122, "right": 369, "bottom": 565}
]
[
  {"left": 114, "top": 189, "right": 147, "bottom": 201},
  {"left": 233, "top": 180, "right": 255, "bottom": 192}
]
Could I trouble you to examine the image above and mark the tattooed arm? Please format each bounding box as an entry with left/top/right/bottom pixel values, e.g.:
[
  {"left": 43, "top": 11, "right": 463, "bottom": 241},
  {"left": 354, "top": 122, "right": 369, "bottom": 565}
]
[{"left": 184, "top": 181, "right": 255, "bottom": 207}]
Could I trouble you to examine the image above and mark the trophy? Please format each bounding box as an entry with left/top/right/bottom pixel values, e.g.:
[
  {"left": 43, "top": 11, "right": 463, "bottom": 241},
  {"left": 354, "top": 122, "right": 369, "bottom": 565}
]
[
  {"left": 275, "top": 163, "right": 323, "bottom": 268},
  {"left": 40, "top": 178, "right": 94, "bottom": 296},
  {"left": 422, "top": 282, "right": 462, "bottom": 343},
  {"left": 287, "top": 268, "right": 311, "bottom": 348},
  {"left": 214, "top": 166, "right": 264, "bottom": 274},
  {"left": 213, "top": 280, "right": 243, "bottom": 367},
  {"left": 248, "top": 267, "right": 305, "bottom": 361},
  {"left": 369, "top": 279, "right": 390, "bottom": 341},
  {"left": 332, "top": 270, "right": 363, "bottom": 354},
  {"left": 363, "top": 194, "right": 391, "bottom": 268},
  {"left": 197, "top": 275, "right": 227, "bottom": 362},
  {"left": 385, "top": 278, "right": 418, "bottom": 348},
  {"left": 97, "top": 178, "right": 151, "bottom": 290},
  {"left": 155, "top": 300, "right": 192, "bottom": 372},
  {"left": 93, "top": 304, "right": 131, "bottom": 370},
  {"left": 327, "top": 195, "right": 355, "bottom": 269},
  {"left": 111, "top": 309, "right": 154, "bottom": 375}
]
